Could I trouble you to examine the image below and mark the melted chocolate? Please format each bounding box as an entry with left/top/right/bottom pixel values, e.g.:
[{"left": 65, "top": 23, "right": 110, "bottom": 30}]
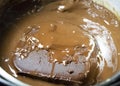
[{"left": 0, "top": 0, "right": 120, "bottom": 86}]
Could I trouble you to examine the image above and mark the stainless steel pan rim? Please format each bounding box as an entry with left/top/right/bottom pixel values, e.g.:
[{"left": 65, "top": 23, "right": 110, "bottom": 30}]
[
  {"left": 0, "top": 67, "right": 120, "bottom": 86},
  {"left": 0, "top": 67, "right": 29, "bottom": 86}
]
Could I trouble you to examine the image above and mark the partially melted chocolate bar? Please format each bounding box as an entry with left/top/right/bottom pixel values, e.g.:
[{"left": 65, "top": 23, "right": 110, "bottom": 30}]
[{"left": 13, "top": 21, "right": 98, "bottom": 84}]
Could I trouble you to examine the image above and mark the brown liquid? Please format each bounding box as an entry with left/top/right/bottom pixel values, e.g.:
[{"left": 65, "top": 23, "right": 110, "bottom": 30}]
[
  {"left": 0, "top": 0, "right": 120, "bottom": 86},
  {"left": 16, "top": 22, "right": 91, "bottom": 62}
]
